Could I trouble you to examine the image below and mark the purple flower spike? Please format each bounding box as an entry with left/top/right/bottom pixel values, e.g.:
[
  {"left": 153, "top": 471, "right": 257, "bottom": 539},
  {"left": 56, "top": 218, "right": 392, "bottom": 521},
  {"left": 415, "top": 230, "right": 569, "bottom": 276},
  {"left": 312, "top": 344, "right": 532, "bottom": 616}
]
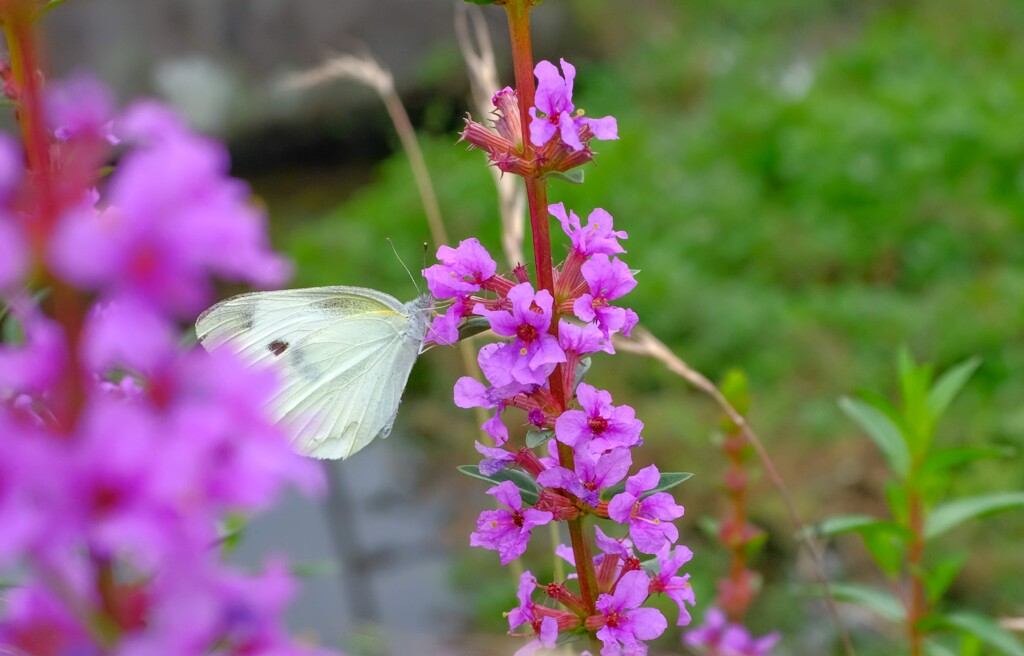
[
  {"left": 529, "top": 59, "right": 618, "bottom": 152},
  {"left": 550, "top": 204, "right": 628, "bottom": 257},
  {"left": 475, "top": 283, "right": 566, "bottom": 387},
  {"left": 650, "top": 545, "right": 696, "bottom": 626},
  {"left": 574, "top": 255, "right": 638, "bottom": 339},
  {"left": 470, "top": 481, "right": 552, "bottom": 565},
  {"left": 607, "top": 465, "right": 685, "bottom": 554},
  {"left": 591, "top": 569, "right": 667, "bottom": 655},
  {"left": 554, "top": 383, "right": 643, "bottom": 455},
  {"left": 422, "top": 238, "right": 497, "bottom": 300}
]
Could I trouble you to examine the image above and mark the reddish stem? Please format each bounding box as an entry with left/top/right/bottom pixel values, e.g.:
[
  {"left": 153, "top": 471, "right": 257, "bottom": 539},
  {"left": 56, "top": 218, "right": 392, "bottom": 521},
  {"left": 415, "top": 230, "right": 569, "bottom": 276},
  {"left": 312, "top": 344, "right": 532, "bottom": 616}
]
[
  {"left": 907, "top": 490, "right": 927, "bottom": 656},
  {"left": 2, "top": 4, "right": 88, "bottom": 428},
  {"left": 503, "top": 0, "right": 599, "bottom": 617}
]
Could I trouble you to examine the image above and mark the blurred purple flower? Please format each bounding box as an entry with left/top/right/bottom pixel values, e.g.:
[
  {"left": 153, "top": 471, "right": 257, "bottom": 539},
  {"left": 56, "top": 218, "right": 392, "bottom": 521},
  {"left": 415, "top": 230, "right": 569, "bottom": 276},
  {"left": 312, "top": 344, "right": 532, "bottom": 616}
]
[
  {"left": 551, "top": 203, "right": 627, "bottom": 257},
  {"left": 685, "top": 608, "right": 780, "bottom": 656},
  {"left": 650, "top": 545, "right": 696, "bottom": 626}
]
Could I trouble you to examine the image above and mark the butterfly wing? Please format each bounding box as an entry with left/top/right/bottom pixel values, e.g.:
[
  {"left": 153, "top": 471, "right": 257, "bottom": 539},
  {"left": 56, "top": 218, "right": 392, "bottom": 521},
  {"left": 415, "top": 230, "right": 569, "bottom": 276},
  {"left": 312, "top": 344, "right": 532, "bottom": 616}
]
[{"left": 196, "top": 287, "right": 432, "bottom": 459}]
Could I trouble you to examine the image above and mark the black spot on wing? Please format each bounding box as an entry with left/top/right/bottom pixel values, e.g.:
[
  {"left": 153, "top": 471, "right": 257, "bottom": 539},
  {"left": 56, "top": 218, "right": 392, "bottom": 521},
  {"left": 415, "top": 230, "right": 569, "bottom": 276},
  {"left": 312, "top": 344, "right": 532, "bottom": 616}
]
[{"left": 268, "top": 340, "right": 289, "bottom": 356}]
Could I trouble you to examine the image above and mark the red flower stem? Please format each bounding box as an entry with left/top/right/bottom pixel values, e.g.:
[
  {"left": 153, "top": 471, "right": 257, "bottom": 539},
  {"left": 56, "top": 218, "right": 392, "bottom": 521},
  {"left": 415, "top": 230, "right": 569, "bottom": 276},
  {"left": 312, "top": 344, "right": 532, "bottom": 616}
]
[
  {"left": 2, "top": 6, "right": 86, "bottom": 429},
  {"left": 907, "top": 488, "right": 927, "bottom": 656},
  {"left": 503, "top": 0, "right": 599, "bottom": 618}
]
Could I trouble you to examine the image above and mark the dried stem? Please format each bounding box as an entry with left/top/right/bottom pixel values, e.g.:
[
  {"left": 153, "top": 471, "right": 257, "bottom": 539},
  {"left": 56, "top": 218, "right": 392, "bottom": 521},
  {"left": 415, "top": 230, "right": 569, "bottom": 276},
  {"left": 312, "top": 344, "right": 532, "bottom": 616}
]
[{"left": 615, "top": 326, "right": 857, "bottom": 656}]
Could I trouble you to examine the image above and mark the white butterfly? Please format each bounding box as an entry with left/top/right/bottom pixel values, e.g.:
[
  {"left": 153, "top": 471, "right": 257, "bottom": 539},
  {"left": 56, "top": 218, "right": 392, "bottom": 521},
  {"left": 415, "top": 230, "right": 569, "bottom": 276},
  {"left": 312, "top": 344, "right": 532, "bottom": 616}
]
[{"left": 195, "top": 287, "right": 434, "bottom": 460}]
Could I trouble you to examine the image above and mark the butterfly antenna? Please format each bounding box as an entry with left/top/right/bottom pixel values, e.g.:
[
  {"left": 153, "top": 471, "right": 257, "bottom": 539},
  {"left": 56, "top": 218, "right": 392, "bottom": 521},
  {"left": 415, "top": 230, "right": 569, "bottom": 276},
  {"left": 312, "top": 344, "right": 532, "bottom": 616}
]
[{"left": 386, "top": 237, "right": 422, "bottom": 295}]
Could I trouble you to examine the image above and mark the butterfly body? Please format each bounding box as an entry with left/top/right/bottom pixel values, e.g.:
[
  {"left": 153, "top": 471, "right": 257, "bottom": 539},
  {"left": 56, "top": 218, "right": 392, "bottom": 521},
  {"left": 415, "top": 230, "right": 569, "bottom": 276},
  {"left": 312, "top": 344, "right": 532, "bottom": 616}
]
[{"left": 196, "top": 287, "right": 433, "bottom": 460}]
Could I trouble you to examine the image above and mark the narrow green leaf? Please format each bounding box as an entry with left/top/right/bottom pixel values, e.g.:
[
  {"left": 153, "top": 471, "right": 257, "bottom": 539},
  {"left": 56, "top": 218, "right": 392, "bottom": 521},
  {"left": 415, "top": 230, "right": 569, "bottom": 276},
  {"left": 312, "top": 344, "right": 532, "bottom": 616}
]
[
  {"left": 217, "top": 514, "right": 247, "bottom": 555},
  {"left": 600, "top": 472, "right": 693, "bottom": 501},
  {"left": 924, "top": 638, "right": 959, "bottom": 656},
  {"left": 545, "top": 169, "right": 585, "bottom": 184},
  {"left": 37, "top": 0, "right": 70, "bottom": 18},
  {"left": 806, "top": 582, "right": 905, "bottom": 622},
  {"left": 927, "top": 357, "right": 981, "bottom": 422},
  {"left": 925, "top": 551, "right": 967, "bottom": 604},
  {"left": 861, "top": 523, "right": 912, "bottom": 578},
  {"left": 291, "top": 560, "right": 338, "bottom": 579},
  {"left": 925, "top": 492, "right": 1024, "bottom": 539},
  {"left": 801, "top": 514, "right": 884, "bottom": 539},
  {"left": 921, "top": 445, "right": 1014, "bottom": 476},
  {"left": 839, "top": 397, "right": 911, "bottom": 478},
  {"left": 525, "top": 429, "right": 553, "bottom": 449},
  {"left": 457, "top": 465, "right": 540, "bottom": 505},
  {"left": 939, "top": 611, "right": 1024, "bottom": 656}
]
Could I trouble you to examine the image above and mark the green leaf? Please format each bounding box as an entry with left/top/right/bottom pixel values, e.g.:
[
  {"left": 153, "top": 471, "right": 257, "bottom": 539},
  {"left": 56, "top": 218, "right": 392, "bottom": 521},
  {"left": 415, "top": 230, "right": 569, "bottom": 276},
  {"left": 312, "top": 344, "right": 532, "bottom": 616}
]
[
  {"left": 860, "top": 523, "right": 912, "bottom": 578},
  {"left": 807, "top": 582, "right": 905, "bottom": 622},
  {"left": 924, "top": 638, "right": 959, "bottom": 656},
  {"left": 217, "top": 514, "right": 247, "bottom": 555},
  {"left": 925, "top": 551, "right": 967, "bottom": 604},
  {"left": 545, "top": 169, "right": 585, "bottom": 185},
  {"left": 457, "top": 465, "right": 540, "bottom": 506},
  {"left": 600, "top": 472, "right": 693, "bottom": 501},
  {"left": 458, "top": 316, "right": 492, "bottom": 341},
  {"left": 839, "top": 396, "right": 911, "bottom": 478},
  {"left": 801, "top": 514, "right": 885, "bottom": 539},
  {"left": 525, "top": 429, "right": 553, "bottom": 449},
  {"left": 37, "top": 0, "right": 70, "bottom": 18},
  {"left": 719, "top": 369, "right": 751, "bottom": 416},
  {"left": 921, "top": 445, "right": 1014, "bottom": 476},
  {"left": 938, "top": 611, "right": 1024, "bottom": 656},
  {"left": 925, "top": 492, "right": 1024, "bottom": 539},
  {"left": 927, "top": 357, "right": 981, "bottom": 422},
  {"left": 291, "top": 560, "right": 338, "bottom": 579}
]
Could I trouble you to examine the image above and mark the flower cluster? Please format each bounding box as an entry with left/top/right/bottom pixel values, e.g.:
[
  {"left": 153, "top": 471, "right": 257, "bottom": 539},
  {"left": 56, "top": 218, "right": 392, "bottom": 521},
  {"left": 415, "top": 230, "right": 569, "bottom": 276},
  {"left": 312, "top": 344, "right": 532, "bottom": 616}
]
[
  {"left": 427, "top": 198, "right": 693, "bottom": 652},
  {"left": 0, "top": 66, "right": 329, "bottom": 655},
  {"left": 460, "top": 59, "right": 618, "bottom": 179},
  {"left": 685, "top": 608, "right": 780, "bottom": 656}
]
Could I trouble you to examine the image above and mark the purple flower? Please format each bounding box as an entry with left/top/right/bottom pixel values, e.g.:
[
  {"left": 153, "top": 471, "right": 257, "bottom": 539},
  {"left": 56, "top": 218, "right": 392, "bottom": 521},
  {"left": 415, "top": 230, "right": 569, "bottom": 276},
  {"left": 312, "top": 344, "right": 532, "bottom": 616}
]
[
  {"left": 470, "top": 481, "right": 552, "bottom": 565},
  {"left": 475, "top": 283, "right": 566, "bottom": 386},
  {"left": 426, "top": 297, "right": 466, "bottom": 346},
  {"left": 591, "top": 569, "right": 667, "bottom": 655},
  {"left": 607, "top": 465, "right": 685, "bottom": 554},
  {"left": 422, "top": 237, "right": 497, "bottom": 299},
  {"left": 476, "top": 440, "right": 516, "bottom": 476},
  {"left": 558, "top": 318, "right": 609, "bottom": 356},
  {"left": 529, "top": 59, "right": 618, "bottom": 152},
  {"left": 550, "top": 203, "right": 627, "bottom": 257},
  {"left": 573, "top": 255, "right": 638, "bottom": 339},
  {"left": 49, "top": 102, "right": 289, "bottom": 316},
  {"left": 82, "top": 298, "right": 177, "bottom": 376},
  {"left": 0, "top": 307, "right": 67, "bottom": 396},
  {"left": 537, "top": 447, "right": 631, "bottom": 507},
  {"left": 684, "top": 608, "right": 780, "bottom": 656},
  {"left": 650, "top": 545, "right": 696, "bottom": 626},
  {"left": 554, "top": 383, "right": 643, "bottom": 455},
  {"left": 45, "top": 74, "right": 118, "bottom": 143},
  {"left": 507, "top": 569, "right": 559, "bottom": 655}
]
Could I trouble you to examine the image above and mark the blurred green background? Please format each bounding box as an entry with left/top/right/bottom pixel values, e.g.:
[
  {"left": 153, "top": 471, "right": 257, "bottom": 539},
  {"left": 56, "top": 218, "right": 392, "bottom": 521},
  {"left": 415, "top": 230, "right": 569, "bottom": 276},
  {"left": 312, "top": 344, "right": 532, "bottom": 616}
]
[{"left": 231, "top": 0, "right": 1024, "bottom": 653}]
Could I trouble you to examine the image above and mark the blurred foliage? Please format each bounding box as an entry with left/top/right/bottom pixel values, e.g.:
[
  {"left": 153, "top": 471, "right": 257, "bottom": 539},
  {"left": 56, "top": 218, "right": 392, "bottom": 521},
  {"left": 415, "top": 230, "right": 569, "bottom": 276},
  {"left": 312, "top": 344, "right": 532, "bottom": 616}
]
[{"left": 263, "top": 0, "right": 1024, "bottom": 651}]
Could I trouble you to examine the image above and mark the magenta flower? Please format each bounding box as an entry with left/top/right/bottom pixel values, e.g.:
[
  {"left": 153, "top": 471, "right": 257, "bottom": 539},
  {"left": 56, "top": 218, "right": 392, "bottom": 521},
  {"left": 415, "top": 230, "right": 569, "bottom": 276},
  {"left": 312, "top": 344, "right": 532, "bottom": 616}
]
[
  {"left": 44, "top": 74, "right": 118, "bottom": 143},
  {"left": 550, "top": 203, "right": 627, "bottom": 257},
  {"left": 558, "top": 319, "right": 608, "bottom": 356},
  {"left": 470, "top": 481, "right": 552, "bottom": 565},
  {"left": 537, "top": 446, "right": 632, "bottom": 507},
  {"left": 589, "top": 569, "right": 667, "bottom": 655},
  {"left": 506, "top": 570, "right": 559, "bottom": 656},
  {"left": 475, "top": 440, "right": 516, "bottom": 476},
  {"left": 573, "top": 254, "right": 638, "bottom": 339},
  {"left": 554, "top": 383, "right": 643, "bottom": 455},
  {"left": 474, "top": 283, "right": 566, "bottom": 386},
  {"left": 650, "top": 545, "right": 696, "bottom": 626},
  {"left": 684, "top": 608, "right": 780, "bottom": 656},
  {"left": 422, "top": 237, "right": 497, "bottom": 300},
  {"left": 529, "top": 59, "right": 618, "bottom": 151},
  {"left": 49, "top": 102, "right": 289, "bottom": 316},
  {"left": 607, "top": 465, "right": 685, "bottom": 554}
]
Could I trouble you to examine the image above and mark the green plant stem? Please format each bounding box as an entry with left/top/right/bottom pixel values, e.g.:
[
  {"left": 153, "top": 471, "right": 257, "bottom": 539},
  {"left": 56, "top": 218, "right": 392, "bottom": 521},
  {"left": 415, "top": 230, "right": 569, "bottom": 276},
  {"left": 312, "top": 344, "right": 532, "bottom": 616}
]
[{"left": 502, "top": 0, "right": 601, "bottom": 622}]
